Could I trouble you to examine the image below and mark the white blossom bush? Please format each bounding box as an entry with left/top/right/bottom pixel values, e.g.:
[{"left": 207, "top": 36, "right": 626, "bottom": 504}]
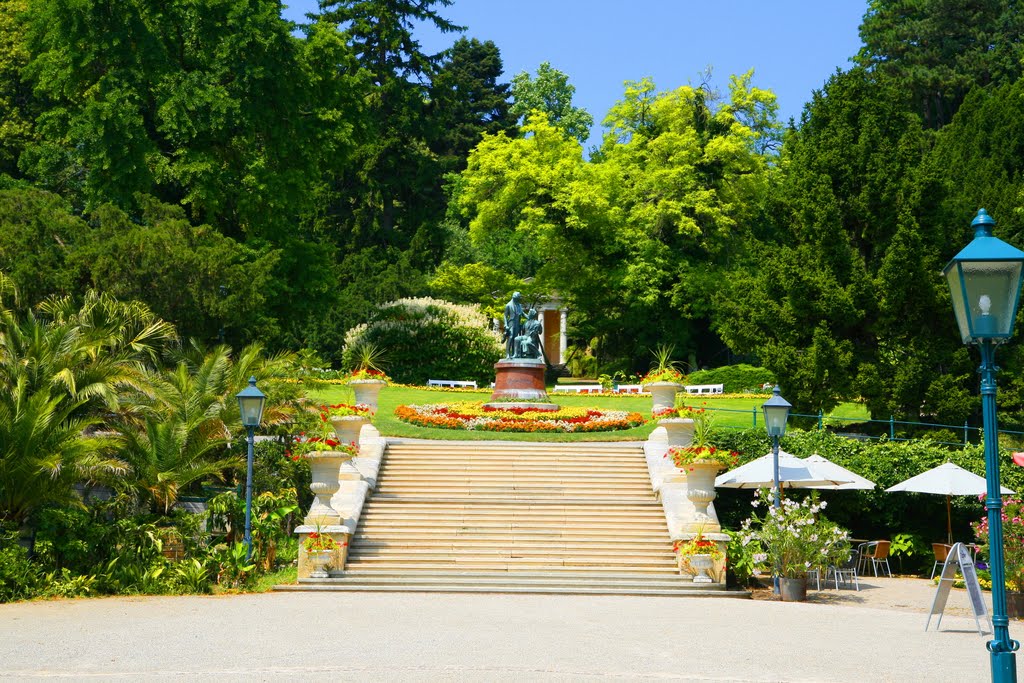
[
  {"left": 342, "top": 298, "right": 502, "bottom": 385},
  {"left": 740, "top": 489, "right": 851, "bottom": 579}
]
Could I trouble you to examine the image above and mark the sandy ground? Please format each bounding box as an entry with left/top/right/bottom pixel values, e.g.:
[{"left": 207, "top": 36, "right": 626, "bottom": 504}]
[{"left": 0, "top": 576, "right": 1021, "bottom": 682}]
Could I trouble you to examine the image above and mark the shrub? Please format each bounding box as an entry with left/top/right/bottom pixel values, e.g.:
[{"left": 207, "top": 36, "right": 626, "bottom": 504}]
[
  {"left": 0, "top": 544, "right": 42, "bottom": 602},
  {"left": 342, "top": 298, "right": 502, "bottom": 385},
  {"left": 687, "top": 364, "right": 775, "bottom": 393}
]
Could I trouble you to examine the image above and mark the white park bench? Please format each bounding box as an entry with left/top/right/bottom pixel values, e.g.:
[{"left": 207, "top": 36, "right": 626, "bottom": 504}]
[
  {"left": 613, "top": 384, "right": 644, "bottom": 394},
  {"left": 428, "top": 379, "right": 478, "bottom": 389},
  {"left": 552, "top": 384, "right": 605, "bottom": 394},
  {"left": 684, "top": 383, "right": 724, "bottom": 395}
]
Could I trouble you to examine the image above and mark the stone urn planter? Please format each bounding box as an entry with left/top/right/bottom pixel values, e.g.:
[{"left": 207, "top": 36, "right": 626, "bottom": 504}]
[
  {"left": 659, "top": 417, "right": 695, "bottom": 448},
  {"left": 307, "top": 549, "right": 333, "bottom": 578},
  {"left": 779, "top": 575, "right": 808, "bottom": 602},
  {"left": 643, "top": 381, "right": 682, "bottom": 413},
  {"left": 330, "top": 415, "right": 369, "bottom": 446},
  {"left": 684, "top": 460, "right": 724, "bottom": 532},
  {"left": 302, "top": 451, "right": 352, "bottom": 525},
  {"left": 348, "top": 379, "right": 386, "bottom": 411},
  {"left": 689, "top": 554, "right": 715, "bottom": 584}
]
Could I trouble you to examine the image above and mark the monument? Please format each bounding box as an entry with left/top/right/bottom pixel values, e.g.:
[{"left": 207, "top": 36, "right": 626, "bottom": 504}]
[{"left": 486, "top": 292, "right": 556, "bottom": 409}]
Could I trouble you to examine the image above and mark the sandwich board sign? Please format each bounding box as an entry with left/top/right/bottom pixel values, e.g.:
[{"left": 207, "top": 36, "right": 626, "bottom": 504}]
[{"left": 926, "top": 542, "right": 990, "bottom": 636}]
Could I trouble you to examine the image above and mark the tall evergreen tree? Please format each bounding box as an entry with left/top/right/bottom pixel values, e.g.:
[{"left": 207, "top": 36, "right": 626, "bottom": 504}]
[
  {"left": 856, "top": 0, "right": 1024, "bottom": 128},
  {"left": 428, "top": 37, "right": 516, "bottom": 174}
]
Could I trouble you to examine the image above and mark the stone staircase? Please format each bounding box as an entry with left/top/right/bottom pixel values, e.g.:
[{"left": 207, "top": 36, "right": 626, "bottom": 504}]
[{"left": 293, "top": 439, "right": 736, "bottom": 596}]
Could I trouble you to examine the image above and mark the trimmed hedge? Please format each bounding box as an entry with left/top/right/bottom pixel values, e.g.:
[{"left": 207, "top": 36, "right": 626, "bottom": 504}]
[{"left": 687, "top": 364, "right": 774, "bottom": 393}]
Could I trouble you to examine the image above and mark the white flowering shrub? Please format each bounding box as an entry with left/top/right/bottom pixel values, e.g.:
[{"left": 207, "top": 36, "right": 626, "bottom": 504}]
[
  {"left": 342, "top": 297, "right": 502, "bottom": 385},
  {"left": 739, "top": 489, "right": 851, "bottom": 579}
]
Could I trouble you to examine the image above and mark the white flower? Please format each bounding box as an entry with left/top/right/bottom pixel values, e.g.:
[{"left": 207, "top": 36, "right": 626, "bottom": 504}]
[{"left": 753, "top": 553, "right": 768, "bottom": 563}]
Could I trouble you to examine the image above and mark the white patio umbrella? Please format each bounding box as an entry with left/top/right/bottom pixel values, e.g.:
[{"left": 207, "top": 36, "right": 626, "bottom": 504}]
[
  {"left": 715, "top": 450, "right": 856, "bottom": 489},
  {"left": 800, "top": 454, "right": 876, "bottom": 491},
  {"left": 885, "top": 462, "right": 1014, "bottom": 543}
]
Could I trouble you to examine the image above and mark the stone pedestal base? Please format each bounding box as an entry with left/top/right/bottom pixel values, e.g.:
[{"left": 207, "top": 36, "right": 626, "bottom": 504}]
[{"left": 488, "top": 359, "right": 550, "bottom": 403}]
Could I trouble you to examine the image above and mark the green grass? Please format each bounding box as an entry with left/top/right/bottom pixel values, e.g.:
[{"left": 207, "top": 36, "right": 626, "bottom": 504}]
[
  {"left": 309, "top": 383, "right": 869, "bottom": 441},
  {"left": 250, "top": 565, "right": 297, "bottom": 592}
]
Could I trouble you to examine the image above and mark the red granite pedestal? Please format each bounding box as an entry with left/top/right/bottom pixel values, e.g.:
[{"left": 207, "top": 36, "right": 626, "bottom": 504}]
[{"left": 485, "top": 359, "right": 558, "bottom": 410}]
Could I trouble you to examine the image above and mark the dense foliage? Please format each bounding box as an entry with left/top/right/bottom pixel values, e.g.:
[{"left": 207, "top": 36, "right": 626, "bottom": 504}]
[{"left": 3, "top": 0, "right": 1024, "bottom": 427}]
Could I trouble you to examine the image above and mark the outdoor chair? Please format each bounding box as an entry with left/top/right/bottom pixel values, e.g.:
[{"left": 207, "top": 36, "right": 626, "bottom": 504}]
[
  {"left": 860, "top": 540, "right": 892, "bottom": 577},
  {"left": 827, "top": 549, "right": 860, "bottom": 591},
  {"left": 931, "top": 543, "right": 952, "bottom": 580}
]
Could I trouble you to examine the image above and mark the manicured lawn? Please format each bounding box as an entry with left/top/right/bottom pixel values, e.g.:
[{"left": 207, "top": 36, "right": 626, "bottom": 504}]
[{"left": 308, "top": 383, "right": 869, "bottom": 441}]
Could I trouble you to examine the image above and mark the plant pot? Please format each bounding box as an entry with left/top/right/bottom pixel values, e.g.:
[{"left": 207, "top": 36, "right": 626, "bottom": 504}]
[
  {"left": 308, "top": 549, "right": 333, "bottom": 579},
  {"left": 643, "top": 381, "right": 681, "bottom": 413},
  {"left": 302, "top": 451, "right": 352, "bottom": 525},
  {"left": 689, "top": 553, "right": 715, "bottom": 584},
  {"left": 348, "top": 379, "right": 386, "bottom": 411},
  {"left": 779, "top": 576, "right": 807, "bottom": 602},
  {"left": 1008, "top": 591, "right": 1024, "bottom": 619},
  {"left": 684, "top": 460, "right": 724, "bottom": 531},
  {"left": 659, "top": 417, "right": 695, "bottom": 448},
  {"left": 330, "top": 415, "right": 369, "bottom": 446}
]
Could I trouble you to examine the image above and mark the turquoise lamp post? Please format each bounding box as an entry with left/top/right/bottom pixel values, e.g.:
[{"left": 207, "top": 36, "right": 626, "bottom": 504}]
[
  {"left": 762, "top": 385, "right": 791, "bottom": 593},
  {"left": 235, "top": 377, "right": 266, "bottom": 563},
  {"left": 943, "top": 208, "right": 1024, "bottom": 682}
]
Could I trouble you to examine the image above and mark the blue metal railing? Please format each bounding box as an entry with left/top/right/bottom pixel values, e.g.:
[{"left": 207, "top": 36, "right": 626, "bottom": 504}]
[{"left": 680, "top": 404, "right": 1024, "bottom": 448}]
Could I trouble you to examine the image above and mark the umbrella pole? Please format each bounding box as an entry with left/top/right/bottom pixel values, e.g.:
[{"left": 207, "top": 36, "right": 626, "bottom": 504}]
[{"left": 946, "top": 494, "right": 952, "bottom": 545}]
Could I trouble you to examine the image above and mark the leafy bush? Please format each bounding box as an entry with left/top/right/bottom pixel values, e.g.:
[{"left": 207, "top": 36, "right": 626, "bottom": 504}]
[
  {"left": 0, "top": 545, "right": 42, "bottom": 602},
  {"left": 712, "top": 427, "right": 1016, "bottom": 564},
  {"left": 687, "top": 364, "right": 775, "bottom": 393},
  {"left": 342, "top": 297, "right": 502, "bottom": 385}
]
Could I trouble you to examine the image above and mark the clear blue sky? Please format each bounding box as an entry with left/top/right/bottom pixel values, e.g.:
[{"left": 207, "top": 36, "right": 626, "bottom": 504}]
[{"left": 281, "top": 1, "right": 868, "bottom": 142}]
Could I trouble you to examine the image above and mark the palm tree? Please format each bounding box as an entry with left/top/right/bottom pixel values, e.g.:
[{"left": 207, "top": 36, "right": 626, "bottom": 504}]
[
  {"left": 114, "top": 344, "right": 302, "bottom": 514},
  {"left": 0, "top": 288, "right": 174, "bottom": 525}
]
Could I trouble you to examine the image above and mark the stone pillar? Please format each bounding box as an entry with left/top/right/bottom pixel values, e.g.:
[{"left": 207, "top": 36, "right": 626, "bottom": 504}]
[{"left": 559, "top": 309, "right": 568, "bottom": 364}]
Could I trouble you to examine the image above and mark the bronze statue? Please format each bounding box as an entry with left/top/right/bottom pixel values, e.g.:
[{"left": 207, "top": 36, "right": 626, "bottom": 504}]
[
  {"left": 517, "top": 309, "right": 543, "bottom": 359},
  {"left": 502, "top": 292, "right": 525, "bottom": 358}
]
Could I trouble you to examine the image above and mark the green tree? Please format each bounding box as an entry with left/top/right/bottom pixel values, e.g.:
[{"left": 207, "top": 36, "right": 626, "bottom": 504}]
[
  {"left": 510, "top": 61, "right": 594, "bottom": 144},
  {"left": 317, "top": 0, "right": 461, "bottom": 259},
  {"left": 21, "top": 0, "right": 340, "bottom": 241},
  {"left": 428, "top": 37, "right": 516, "bottom": 174},
  {"left": 73, "top": 198, "right": 282, "bottom": 347},
  {"left": 0, "top": 0, "right": 32, "bottom": 177},
  {"left": 856, "top": 0, "right": 1024, "bottom": 129}
]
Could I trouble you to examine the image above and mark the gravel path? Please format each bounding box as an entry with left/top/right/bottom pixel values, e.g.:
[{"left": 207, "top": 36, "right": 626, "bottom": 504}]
[{"left": 0, "top": 577, "right": 1020, "bottom": 682}]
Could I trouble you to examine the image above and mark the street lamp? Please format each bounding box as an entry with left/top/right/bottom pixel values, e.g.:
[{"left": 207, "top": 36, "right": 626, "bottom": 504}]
[
  {"left": 236, "top": 377, "right": 266, "bottom": 563},
  {"left": 762, "top": 385, "right": 791, "bottom": 594},
  {"left": 943, "top": 208, "right": 1024, "bottom": 682}
]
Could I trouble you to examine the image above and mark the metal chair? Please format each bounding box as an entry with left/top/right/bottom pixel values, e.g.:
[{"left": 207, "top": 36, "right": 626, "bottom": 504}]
[
  {"left": 930, "top": 543, "right": 952, "bottom": 580},
  {"left": 828, "top": 549, "right": 860, "bottom": 591},
  {"left": 860, "top": 540, "right": 892, "bottom": 577}
]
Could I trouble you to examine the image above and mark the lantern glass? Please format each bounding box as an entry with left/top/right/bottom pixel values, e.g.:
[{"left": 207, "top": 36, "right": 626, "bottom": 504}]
[
  {"left": 236, "top": 377, "right": 266, "bottom": 428},
  {"left": 945, "top": 260, "right": 1023, "bottom": 343},
  {"left": 761, "top": 386, "right": 791, "bottom": 438}
]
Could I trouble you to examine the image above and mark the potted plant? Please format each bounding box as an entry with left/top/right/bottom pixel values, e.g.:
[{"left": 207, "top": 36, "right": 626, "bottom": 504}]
[
  {"left": 320, "top": 402, "right": 373, "bottom": 444},
  {"left": 674, "top": 528, "right": 726, "bottom": 583},
  {"left": 974, "top": 497, "right": 1024, "bottom": 617},
  {"left": 640, "top": 344, "right": 685, "bottom": 412},
  {"left": 663, "top": 407, "right": 737, "bottom": 529},
  {"left": 345, "top": 343, "right": 390, "bottom": 409},
  {"left": 294, "top": 425, "right": 360, "bottom": 526},
  {"left": 740, "top": 489, "right": 851, "bottom": 601},
  {"left": 303, "top": 528, "right": 340, "bottom": 578}
]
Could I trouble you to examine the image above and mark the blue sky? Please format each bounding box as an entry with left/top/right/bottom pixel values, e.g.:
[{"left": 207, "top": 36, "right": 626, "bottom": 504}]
[{"left": 281, "top": 1, "right": 868, "bottom": 143}]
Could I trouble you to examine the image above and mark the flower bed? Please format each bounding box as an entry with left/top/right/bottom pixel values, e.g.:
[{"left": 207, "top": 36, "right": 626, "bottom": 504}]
[{"left": 394, "top": 401, "right": 646, "bottom": 433}]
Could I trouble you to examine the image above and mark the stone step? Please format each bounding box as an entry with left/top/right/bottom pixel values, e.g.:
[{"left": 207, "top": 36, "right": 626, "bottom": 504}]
[
  {"left": 342, "top": 559, "right": 678, "bottom": 571},
  {"left": 356, "top": 518, "right": 666, "bottom": 530},
  {"left": 279, "top": 583, "right": 742, "bottom": 597},
  {"left": 378, "top": 468, "right": 650, "bottom": 477},
  {"left": 359, "top": 509, "right": 665, "bottom": 519},
  {"left": 351, "top": 538, "right": 671, "bottom": 550}
]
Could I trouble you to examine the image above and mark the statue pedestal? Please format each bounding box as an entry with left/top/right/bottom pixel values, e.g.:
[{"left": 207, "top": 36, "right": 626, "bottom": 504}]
[{"left": 486, "top": 358, "right": 556, "bottom": 409}]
